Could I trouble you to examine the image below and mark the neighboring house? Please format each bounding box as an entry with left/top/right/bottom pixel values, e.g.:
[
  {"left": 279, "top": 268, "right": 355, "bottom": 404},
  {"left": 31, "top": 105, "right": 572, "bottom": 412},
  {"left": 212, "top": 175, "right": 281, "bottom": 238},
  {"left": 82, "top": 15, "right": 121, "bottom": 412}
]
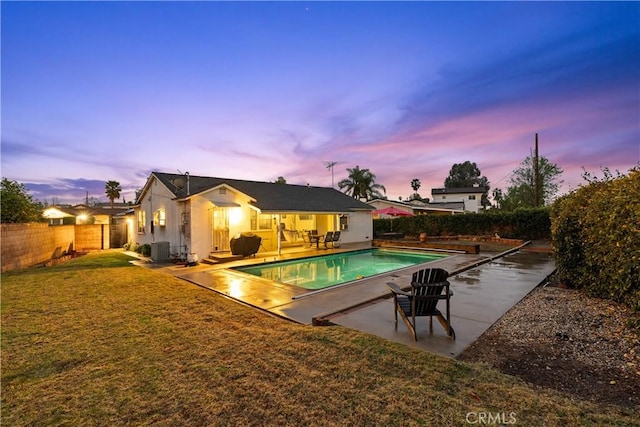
[
  {"left": 42, "top": 203, "right": 133, "bottom": 248},
  {"left": 430, "top": 187, "right": 488, "bottom": 213},
  {"left": 134, "top": 172, "right": 375, "bottom": 260},
  {"left": 43, "top": 203, "right": 132, "bottom": 225},
  {"left": 367, "top": 200, "right": 414, "bottom": 217},
  {"left": 368, "top": 199, "right": 465, "bottom": 216}
]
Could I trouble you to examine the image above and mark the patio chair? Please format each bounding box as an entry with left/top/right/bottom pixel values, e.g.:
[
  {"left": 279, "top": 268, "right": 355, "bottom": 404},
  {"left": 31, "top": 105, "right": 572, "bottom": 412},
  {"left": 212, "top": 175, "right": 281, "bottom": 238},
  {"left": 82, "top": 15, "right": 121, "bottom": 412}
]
[
  {"left": 329, "top": 231, "right": 341, "bottom": 248},
  {"left": 323, "top": 231, "right": 341, "bottom": 248},
  {"left": 307, "top": 230, "right": 321, "bottom": 248},
  {"left": 387, "top": 268, "right": 455, "bottom": 340},
  {"left": 322, "top": 231, "right": 335, "bottom": 249}
]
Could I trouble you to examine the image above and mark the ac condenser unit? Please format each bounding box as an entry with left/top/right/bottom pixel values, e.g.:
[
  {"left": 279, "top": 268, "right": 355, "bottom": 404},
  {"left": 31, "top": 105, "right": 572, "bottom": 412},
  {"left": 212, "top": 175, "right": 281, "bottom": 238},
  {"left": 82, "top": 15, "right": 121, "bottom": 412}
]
[{"left": 151, "top": 241, "right": 170, "bottom": 262}]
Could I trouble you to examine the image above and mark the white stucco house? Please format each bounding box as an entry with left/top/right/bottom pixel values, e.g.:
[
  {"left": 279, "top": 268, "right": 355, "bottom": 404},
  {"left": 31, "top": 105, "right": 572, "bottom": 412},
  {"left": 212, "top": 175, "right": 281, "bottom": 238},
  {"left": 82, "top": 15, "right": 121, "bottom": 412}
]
[
  {"left": 430, "top": 187, "right": 488, "bottom": 213},
  {"left": 133, "top": 172, "right": 374, "bottom": 261}
]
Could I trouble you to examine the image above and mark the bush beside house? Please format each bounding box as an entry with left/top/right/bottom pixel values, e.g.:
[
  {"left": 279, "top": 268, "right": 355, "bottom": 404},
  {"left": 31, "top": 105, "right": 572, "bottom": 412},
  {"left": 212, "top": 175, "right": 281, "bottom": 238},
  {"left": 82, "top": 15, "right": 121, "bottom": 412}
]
[{"left": 551, "top": 168, "right": 640, "bottom": 311}]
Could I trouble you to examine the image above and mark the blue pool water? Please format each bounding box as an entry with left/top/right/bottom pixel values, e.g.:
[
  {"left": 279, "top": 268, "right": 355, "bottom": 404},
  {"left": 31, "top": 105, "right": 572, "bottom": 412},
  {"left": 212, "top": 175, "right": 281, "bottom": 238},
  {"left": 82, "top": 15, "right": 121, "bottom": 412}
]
[{"left": 233, "top": 249, "right": 446, "bottom": 290}]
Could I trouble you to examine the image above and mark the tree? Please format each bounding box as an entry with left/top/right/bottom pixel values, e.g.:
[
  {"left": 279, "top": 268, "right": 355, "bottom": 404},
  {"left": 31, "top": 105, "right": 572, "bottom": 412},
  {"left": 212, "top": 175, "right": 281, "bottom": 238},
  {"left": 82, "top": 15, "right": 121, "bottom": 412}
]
[
  {"left": 491, "top": 188, "right": 504, "bottom": 209},
  {"left": 337, "top": 166, "right": 386, "bottom": 201},
  {"left": 408, "top": 179, "right": 423, "bottom": 201},
  {"left": 105, "top": 180, "right": 122, "bottom": 208},
  {"left": 86, "top": 196, "right": 101, "bottom": 207},
  {"left": 274, "top": 176, "right": 287, "bottom": 184},
  {"left": 500, "top": 155, "right": 563, "bottom": 210},
  {"left": 1, "top": 178, "right": 43, "bottom": 223},
  {"left": 444, "top": 161, "right": 490, "bottom": 207},
  {"left": 444, "top": 161, "right": 489, "bottom": 188},
  {"left": 411, "top": 178, "right": 421, "bottom": 193}
]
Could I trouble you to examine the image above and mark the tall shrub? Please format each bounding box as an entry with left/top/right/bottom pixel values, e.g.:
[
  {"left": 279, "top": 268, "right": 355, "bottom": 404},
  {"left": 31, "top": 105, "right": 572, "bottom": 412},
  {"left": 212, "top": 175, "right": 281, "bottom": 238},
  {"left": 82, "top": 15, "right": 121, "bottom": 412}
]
[
  {"left": 551, "top": 168, "right": 640, "bottom": 310},
  {"left": 373, "top": 208, "right": 550, "bottom": 241}
]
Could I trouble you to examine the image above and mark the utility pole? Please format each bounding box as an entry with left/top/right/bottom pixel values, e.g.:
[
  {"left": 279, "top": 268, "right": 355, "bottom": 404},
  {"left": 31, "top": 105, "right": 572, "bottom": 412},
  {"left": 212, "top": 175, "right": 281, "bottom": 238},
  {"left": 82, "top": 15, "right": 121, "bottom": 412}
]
[{"left": 534, "top": 133, "right": 540, "bottom": 207}]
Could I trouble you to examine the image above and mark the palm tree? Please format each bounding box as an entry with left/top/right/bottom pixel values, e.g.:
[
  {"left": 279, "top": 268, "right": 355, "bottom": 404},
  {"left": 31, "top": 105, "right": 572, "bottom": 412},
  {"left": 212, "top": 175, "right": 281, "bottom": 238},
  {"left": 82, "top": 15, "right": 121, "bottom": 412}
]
[
  {"left": 410, "top": 178, "right": 422, "bottom": 200},
  {"left": 337, "top": 166, "right": 386, "bottom": 201},
  {"left": 411, "top": 178, "right": 421, "bottom": 193},
  {"left": 105, "top": 180, "right": 122, "bottom": 208}
]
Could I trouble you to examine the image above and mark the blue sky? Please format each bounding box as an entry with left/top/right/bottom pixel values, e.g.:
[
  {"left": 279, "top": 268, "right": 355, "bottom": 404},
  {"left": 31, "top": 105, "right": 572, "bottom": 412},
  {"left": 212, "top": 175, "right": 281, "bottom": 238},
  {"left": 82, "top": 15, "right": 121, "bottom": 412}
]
[{"left": 2, "top": 1, "right": 639, "bottom": 204}]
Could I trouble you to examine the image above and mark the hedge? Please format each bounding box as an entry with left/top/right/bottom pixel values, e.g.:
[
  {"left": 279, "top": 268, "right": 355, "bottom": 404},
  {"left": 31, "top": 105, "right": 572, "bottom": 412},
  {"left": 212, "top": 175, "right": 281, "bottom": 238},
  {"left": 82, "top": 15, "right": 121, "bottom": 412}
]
[
  {"left": 550, "top": 168, "right": 640, "bottom": 311},
  {"left": 373, "top": 208, "right": 550, "bottom": 241}
]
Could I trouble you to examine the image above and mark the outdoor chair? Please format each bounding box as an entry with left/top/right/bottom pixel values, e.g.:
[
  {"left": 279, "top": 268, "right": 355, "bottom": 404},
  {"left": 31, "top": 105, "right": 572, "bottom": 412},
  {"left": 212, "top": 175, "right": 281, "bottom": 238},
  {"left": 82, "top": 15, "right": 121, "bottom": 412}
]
[
  {"left": 387, "top": 268, "right": 455, "bottom": 340},
  {"left": 322, "top": 231, "right": 335, "bottom": 249},
  {"left": 307, "top": 230, "right": 321, "bottom": 248},
  {"left": 329, "top": 231, "right": 341, "bottom": 248}
]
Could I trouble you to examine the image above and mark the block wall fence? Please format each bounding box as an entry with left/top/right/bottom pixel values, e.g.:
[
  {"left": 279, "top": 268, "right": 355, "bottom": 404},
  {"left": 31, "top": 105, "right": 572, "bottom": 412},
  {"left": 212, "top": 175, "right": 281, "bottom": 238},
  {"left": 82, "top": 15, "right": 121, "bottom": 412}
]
[{"left": 1, "top": 223, "right": 111, "bottom": 273}]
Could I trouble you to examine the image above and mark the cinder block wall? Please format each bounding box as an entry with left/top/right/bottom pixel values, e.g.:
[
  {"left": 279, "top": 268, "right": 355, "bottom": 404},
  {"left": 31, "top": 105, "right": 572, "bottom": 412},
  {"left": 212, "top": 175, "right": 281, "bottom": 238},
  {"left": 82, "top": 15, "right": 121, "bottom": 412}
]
[
  {"left": 1, "top": 223, "right": 75, "bottom": 272},
  {"left": 74, "top": 224, "right": 110, "bottom": 251},
  {"left": 1, "top": 223, "right": 111, "bottom": 272}
]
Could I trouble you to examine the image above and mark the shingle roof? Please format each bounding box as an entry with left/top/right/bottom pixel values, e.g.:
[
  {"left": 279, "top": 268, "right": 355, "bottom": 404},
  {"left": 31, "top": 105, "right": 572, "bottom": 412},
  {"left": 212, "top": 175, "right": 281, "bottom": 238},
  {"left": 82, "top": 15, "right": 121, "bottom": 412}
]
[
  {"left": 151, "top": 172, "right": 373, "bottom": 213},
  {"left": 421, "top": 202, "right": 466, "bottom": 211},
  {"left": 431, "top": 187, "right": 488, "bottom": 194}
]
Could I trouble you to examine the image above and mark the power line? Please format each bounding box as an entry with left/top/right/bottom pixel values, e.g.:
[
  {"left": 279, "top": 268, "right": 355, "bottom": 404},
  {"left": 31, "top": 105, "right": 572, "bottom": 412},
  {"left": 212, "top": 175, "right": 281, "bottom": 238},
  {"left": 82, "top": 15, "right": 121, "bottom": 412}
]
[{"left": 493, "top": 157, "right": 527, "bottom": 187}]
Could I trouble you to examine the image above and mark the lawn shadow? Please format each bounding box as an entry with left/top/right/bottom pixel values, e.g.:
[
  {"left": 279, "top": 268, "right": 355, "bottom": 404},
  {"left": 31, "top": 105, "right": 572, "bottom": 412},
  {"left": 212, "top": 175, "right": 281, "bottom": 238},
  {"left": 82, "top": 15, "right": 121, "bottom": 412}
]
[{"left": 3, "top": 251, "right": 137, "bottom": 276}]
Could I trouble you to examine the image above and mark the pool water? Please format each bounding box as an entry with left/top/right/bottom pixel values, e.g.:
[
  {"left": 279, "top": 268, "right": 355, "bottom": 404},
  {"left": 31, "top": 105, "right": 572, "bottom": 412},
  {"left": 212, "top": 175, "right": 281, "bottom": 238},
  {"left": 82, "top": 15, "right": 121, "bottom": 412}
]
[{"left": 234, "top": 249, "right": 446, "bottom": 290}]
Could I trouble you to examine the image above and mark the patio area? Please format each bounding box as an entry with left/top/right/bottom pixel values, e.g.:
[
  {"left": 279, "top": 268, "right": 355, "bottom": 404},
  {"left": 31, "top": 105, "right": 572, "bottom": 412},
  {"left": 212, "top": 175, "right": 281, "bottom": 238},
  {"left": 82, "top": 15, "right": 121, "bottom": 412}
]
[{"left": 143, "top": 243, "right": 556, "bottom": 358}]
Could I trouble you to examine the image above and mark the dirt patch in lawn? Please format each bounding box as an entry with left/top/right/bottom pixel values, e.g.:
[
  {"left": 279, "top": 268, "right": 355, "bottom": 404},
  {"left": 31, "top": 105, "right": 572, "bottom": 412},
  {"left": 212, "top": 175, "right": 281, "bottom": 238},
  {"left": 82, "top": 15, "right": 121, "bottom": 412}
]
[{"left": 459, "top": 279, "right": 640, "bottom": 408}]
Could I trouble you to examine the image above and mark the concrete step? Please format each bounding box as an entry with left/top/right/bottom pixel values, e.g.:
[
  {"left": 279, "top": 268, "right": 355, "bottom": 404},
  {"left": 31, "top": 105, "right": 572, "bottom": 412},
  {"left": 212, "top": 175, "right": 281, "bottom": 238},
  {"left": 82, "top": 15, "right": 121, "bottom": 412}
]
[{"left": 207, "top": 252, "right": 244, "bottom": 264}]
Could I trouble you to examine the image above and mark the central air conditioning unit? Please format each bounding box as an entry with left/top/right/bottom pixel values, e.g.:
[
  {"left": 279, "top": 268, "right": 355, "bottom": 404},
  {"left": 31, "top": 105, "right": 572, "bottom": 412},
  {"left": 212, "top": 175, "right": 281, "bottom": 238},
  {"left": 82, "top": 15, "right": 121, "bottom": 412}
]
[{"left": 151, "top": 241, "right": 170, "bottom": 262}]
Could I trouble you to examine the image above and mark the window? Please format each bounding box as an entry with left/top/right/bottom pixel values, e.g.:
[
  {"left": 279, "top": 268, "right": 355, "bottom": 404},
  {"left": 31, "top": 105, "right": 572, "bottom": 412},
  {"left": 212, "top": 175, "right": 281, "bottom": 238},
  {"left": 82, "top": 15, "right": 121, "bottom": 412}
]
[
  {"left": 138, "top": 210, "right": 146, "bottom": 233},
  {"left": 469, "top": 195, "right": 476, "bottom": 200},
  {"left": 250, "top": 211, "right": 272, "bottom": 231},
  {"left": 339, "top": 214, "right": 349, "bottom": 231},
  {"left": 154, "top": 208, "right": 166, "bottom": 226}
]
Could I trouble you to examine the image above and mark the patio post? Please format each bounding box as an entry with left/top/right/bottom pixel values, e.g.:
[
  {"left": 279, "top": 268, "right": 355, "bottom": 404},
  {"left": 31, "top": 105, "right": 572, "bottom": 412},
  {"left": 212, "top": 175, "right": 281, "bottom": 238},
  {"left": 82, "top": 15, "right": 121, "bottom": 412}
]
[{"left": 277, "top": 213, "right": 282, "bottom": 255}]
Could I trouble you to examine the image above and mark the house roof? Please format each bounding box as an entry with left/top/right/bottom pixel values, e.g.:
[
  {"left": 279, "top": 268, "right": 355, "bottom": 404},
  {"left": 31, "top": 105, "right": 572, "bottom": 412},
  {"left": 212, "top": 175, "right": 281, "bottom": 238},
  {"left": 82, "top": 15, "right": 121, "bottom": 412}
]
[
  {"left": 367, "top": 199, "right": 414, "bottom": 209},
  {"left": 431, "top": 187, "right": 488, "bottom": 195},
  {"left": 367, "top": 198, "right": 465, "bottom": 213},
  {"left": 419, "top": 202, "right": 466, "bottom": 211},
  {"left": 42, "top": 204, "right": 132, "bottom": 219},
  {"left": 150, "top": 172, "right": 374, "bottom": 213}
]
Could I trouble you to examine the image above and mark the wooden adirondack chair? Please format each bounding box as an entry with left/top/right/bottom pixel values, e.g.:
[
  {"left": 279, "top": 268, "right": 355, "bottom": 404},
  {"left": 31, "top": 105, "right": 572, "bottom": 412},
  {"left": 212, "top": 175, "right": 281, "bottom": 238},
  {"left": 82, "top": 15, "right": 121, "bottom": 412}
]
[{"left": 387, "top": 268, "right": 455, "bottom": 340}]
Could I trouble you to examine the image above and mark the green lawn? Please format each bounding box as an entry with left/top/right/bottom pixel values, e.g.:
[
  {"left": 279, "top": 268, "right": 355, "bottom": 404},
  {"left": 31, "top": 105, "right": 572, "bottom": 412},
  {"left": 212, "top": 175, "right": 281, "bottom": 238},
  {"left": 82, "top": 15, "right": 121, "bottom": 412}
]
[{"left": 2, "top": 251, "right": 637, "bottom": 426}]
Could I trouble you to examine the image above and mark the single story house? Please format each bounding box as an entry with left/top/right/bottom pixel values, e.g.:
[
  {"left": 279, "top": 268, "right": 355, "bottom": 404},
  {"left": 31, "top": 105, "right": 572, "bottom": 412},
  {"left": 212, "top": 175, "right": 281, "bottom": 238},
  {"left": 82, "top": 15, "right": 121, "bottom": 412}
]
[
  {"left": 368, "top": 199, "right": 466, "bottom": 216},
  {"left": 42, "top": 204, "right": 133, "bottom": 248},
  {"left": 133, "top": 172, "right": 375, "bottom": 260},
  {"left": 43, "top": 204, "right": 132, "bottom": 225}
]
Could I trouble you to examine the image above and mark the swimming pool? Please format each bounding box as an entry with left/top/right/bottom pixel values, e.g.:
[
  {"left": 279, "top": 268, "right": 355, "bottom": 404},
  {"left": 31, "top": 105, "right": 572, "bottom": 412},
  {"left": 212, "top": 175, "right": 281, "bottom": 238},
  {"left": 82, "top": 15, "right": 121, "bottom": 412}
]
[{"left": 233, "top": 248, "right": 446, "bottom": 290}]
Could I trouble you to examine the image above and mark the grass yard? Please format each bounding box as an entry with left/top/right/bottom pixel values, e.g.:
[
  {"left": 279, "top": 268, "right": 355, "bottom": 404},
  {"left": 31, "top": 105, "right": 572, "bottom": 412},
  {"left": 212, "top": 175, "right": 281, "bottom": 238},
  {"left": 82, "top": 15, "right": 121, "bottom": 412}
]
[{"left": 2, "top": 251, "right": 638, "bottom": 426}]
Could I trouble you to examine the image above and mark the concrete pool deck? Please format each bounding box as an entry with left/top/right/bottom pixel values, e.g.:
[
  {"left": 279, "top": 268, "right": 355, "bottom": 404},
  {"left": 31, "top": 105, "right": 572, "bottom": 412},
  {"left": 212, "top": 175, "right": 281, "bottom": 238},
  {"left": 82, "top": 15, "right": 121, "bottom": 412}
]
[{"left": 140, "top": 243, "right": 556, "bottom": 358}]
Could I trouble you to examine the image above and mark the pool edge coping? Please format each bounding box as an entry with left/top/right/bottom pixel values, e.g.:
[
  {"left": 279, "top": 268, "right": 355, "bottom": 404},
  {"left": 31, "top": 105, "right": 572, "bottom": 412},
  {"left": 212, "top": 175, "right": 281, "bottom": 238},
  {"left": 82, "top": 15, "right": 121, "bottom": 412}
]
[{"left": 310, "top": 241, "right": 532, "bottom": 326}]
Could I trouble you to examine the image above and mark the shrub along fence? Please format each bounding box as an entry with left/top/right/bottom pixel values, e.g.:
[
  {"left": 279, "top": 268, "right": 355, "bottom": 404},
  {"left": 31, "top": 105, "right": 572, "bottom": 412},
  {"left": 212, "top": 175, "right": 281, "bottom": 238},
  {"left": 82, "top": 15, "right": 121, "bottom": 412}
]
[
  {"left": 374, "top": 208, "right": 551, "bottom": 241},
  {"left": 551, "top": 168, "right": 640, "bottom": 311}
]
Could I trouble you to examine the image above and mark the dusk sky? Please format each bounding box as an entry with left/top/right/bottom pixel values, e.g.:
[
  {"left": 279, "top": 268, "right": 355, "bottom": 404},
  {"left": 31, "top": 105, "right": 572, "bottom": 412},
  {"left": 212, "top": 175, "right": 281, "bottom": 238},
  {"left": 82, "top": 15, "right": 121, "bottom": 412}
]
[{"left": 2, "top": 1, "right": 639, "bottom": 205}]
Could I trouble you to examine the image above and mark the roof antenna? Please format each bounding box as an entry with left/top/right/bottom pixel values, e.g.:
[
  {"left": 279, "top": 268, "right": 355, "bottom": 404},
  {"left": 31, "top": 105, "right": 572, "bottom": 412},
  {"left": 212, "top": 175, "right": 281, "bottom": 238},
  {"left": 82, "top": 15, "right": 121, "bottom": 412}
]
[{"left": 323, "top": 161, "right": 339, "bottom": 188}]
